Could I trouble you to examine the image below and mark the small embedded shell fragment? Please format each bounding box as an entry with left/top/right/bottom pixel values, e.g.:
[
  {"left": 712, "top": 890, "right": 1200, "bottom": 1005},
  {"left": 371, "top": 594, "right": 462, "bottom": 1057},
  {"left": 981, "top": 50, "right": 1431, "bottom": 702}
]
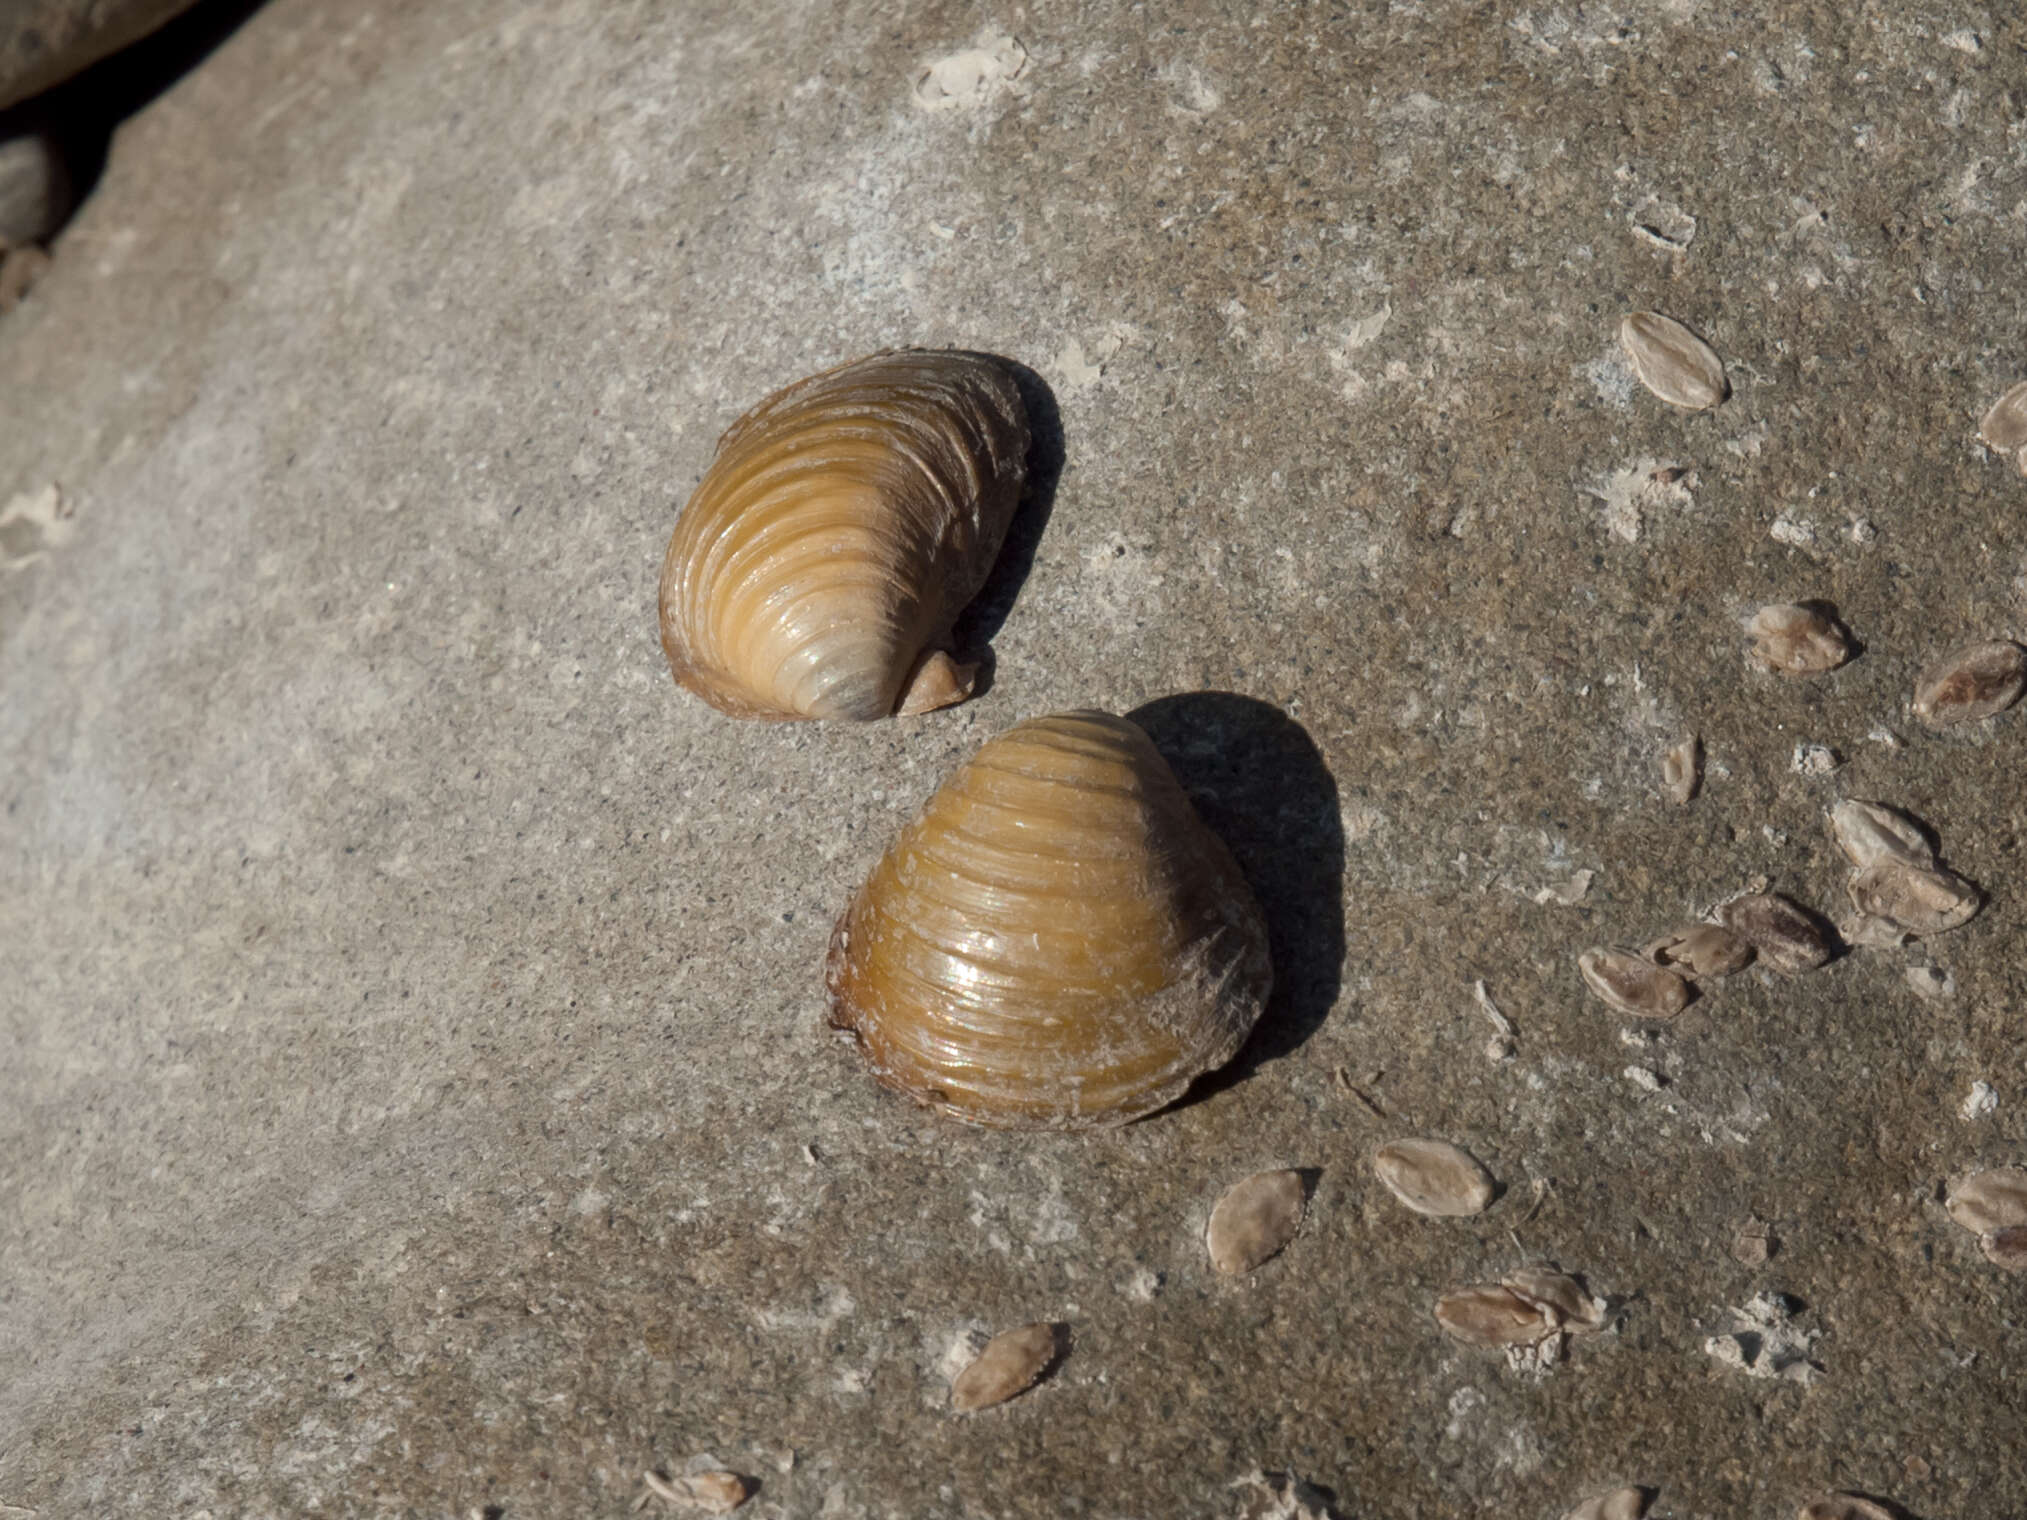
[
  {"left": 1978, "top": 380, "right": 2027, "bottom": 452},
  {"left": 1912, "top": 640, "right": 2027, "bottom": 727},
  {"left": 1644, "top": 924, "right": 1753, "bottom": 979},
  {"left": 825, "top": 711, "right": 1272, "bottom": 1130},
  {"left": 1579, "top": 948, "right": 1692, "bottom": 1019},
  {"left": 1565, "top": 1488, "right": 1651, "bottom": 1520},
  {"left": 1435, "top": 1284, "right": 1556, "bottom": 1347},
  {"left": 1983, "top": 1225, "right": 2027, "bottom": 1272},
  {"left": 1746, "top": 603, "right": 1854, "bottom": 676},
  {"left": 1620, "top": 311, "right": 1728, "bottom": 410},
  {"left": 1206, "top": 1169, "right": 1307, "bottom": 1274},
  {"left": 642, "top": 1468, "right": 752, "bottom": 1512},
  {"left": 1717, "top": 892, "right": 1835, "bottom": 974},
  {"left": 1828, "top": 799, "right": 1933, "bottom": 871},
  {"left": 1945, "top": 1167, "right": 2027, "bottom": 1236},
  {"left": 1847, "top": 859, "right": 1980, "bottom": 938},
  {"left": 658, "top": 349, "right": 1029, "bottom": 720},
  {"left": 1799, "top": 1496, "right": 1898, "bottom": 1520},
  {"left": 1661, "top": 733, "right": 1701, "bottom": 804},
  {"left": 1436, "top": 1267, "right": 1602, "bottom": 1347},
  {"left": 1503, "top": 1267, "right": 1606, "bottom": 1332},
  {"left": 1373, "top": 1139, "right": 1496, "bottom": 1217},
  {"left": 951, "top": 1322, "right": 1059, "bottom": 1411}
]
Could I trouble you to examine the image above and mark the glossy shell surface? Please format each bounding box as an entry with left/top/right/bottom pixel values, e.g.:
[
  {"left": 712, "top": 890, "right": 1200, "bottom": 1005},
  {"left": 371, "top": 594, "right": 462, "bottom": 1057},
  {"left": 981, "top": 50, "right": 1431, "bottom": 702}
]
[
  {"left": 658, "top": 349, "right": 1029, "bottom": 720},
  {"left": 825, "top": 710, "right": 1273, "bottom": 1129}
]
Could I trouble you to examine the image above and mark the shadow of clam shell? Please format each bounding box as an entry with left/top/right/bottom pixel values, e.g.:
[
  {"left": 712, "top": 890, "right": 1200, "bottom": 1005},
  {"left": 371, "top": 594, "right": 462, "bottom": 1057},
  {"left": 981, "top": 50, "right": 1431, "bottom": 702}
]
[{"left": 1126, "top": 691, "right": 1346, "bottom": 1109}]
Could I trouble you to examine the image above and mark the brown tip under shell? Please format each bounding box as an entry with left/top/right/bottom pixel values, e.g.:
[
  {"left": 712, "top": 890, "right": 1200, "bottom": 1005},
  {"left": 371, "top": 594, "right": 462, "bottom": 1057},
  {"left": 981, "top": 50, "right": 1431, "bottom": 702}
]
[{"left": 825, "top": 710, "right": 1273, "bottom": 1130}]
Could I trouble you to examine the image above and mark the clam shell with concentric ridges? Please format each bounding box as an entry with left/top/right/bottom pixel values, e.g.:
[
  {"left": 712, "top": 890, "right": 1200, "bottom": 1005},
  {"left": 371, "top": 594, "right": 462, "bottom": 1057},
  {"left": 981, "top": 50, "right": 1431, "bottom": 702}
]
[
  {"left": 657, "top": 349, "right": 1029, "bottom": 720},
  {"left": 824, "top": 710, "right": 1273, "bottom": 1129}
]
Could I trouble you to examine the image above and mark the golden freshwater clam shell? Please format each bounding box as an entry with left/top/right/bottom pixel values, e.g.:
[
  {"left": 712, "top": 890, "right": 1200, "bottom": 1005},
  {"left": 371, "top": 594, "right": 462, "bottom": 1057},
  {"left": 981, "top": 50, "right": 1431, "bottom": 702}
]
[
  {"left": 658, "top": 349, "right": 1030, "bottom": 719},
  {"left": 825, "top": 710, "right": 1273, "bottom": 1129}
]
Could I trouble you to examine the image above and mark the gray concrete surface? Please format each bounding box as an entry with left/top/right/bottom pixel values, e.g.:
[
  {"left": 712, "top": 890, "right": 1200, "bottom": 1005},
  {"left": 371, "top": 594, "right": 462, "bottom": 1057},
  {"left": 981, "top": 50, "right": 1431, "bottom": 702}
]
[{"left": 3, "top": 0, "right": 2025, "bottom": 1515}]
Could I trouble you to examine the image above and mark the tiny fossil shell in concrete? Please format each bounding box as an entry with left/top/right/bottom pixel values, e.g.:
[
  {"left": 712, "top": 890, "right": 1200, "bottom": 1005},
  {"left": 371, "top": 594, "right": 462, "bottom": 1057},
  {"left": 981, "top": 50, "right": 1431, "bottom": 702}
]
[
  {"left": 1206, "top": 1169, "right": 1307, "bottom": 1274},
  {"left": 1644, "top": 924, "right": 1753, "bottom": 979},
  {"left": 1620, "top": 311, "right": 1727, "bottom": 410},
  {"left": 1565, "top": 1487, "right": 1651, "bottom": 1520},
  {"left": 1828, "top": 799, "right": 1934, "bottom": 871},
  {"left": 1730, "top": 1220, "right": 1774, "bottom": 1266},
  {"left": 1661, "top": 733, "right": 1701, "bottom": 804},
  {"left": 1745, "top": 603, "right": 1853, "bottom": 676},
  {"left": 1982, "top": 1225, "right": 2027, "bottom": 1272},
  {"left": 1905, "top": 964, "right": 1955, "bottom": 1001},
  {"left": 1945, "top": 1167, "right": 2027, "bottom": 1235},
  {"left": 1434, "top": 1284, "right": 1557, "bottom": 1348},
  {"left": 1847, "top": 859, "right": 1980, "bottom": 938},
  {"left": 1977, "top": 380, "right": 2027, "bottom": 451},
  {"left": 1798, "top": 1496, "right": 1897, "bottom": 1520},
  {"left": 1579, "top": 948, "right": 1692, "bottom": 1019},
  {"left": 1912, "top": 640, "right": 2027, "bottom": 727},
  {"left": 1373, "top": 1139, "right": 1496, "bottom": 1217},
  {"left": 642, "top": 1468, "right": 753, "bottom": 1512},
  {"left": 951, "top": 1322, "right": 1059, "bottom": 1411},
  {"left": 1504, "top": 1267, "right": 1605, "bottom": 1332},
  {"left": 1436, "top": 1267, "right": 1601, "bottom": 1348},
  {"left": 1716, "top": 892, "right": 1834, "bottom": 974}
]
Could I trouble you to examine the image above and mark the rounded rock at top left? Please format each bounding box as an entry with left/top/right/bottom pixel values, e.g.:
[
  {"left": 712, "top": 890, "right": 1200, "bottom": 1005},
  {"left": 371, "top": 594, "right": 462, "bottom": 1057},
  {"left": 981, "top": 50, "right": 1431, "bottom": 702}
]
[{"left": 657, "top": 348, "right": 1030, "bottom": 721}]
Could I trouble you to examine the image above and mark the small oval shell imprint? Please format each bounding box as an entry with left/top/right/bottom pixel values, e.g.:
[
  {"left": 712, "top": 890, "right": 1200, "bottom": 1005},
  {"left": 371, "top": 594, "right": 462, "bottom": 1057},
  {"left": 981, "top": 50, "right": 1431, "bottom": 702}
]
[
  {"left": 1206, "top": 1169, "right": 1307, "bottom": 1274},
  {"left": 1434, "top": 1283, "right": 1555, "bottom": 1348},
  {"left": 1644, "top": 924, "right": 1753, "bottom": 979},
  {"left": 1373, "top": 1138, "right": 1496, "bottom": 1217},
  {"left": 1620, "top": 311, "right": 1728, "bottom": 410},
  {"left": 1799, "top": 1496, "right": 1898, "bottom": 1520},
  {"left": 1745, "top": 603, "right": 1854, "bottom": 676},
  {"left": 658, "top": 349, "right": 1029, "bottom": 720},
  {"left": 1983, "top": 1225, "right": 2027, "bottom": 1272},
  {"left": 1716, "top": 892, "right": 1835, "bottom": 974},
  {"left": 1661, "top": 733, "right": 1701, "bottom": 804},
  {"left": 1847, "top": 860, "right": 1980, "bottom": 938},
  {"left": 1565, "top": 1488, "right": 1652, "bottom": 1520},
  {"left": 951, "top": 1322, "right": 1060, "bottom": 1411},
  {"left": 1828, "top": 799, "right": 1933, "bottom": 871},
  {"left": 1579, "top": 948, "right": 1692, "bottom": 1019},
  {"left": 1912, "top": 640, "right": 2027, "bottom": 727},
  {"left": 826, "top": 710, "right": 1273, "bottom": 1129},
  {"left": 1977, "top": 380, "right": 2027, "bottom": 452},
  {"left": 1945, "top": 1167, "right": 2027, "bottom": 1235}
]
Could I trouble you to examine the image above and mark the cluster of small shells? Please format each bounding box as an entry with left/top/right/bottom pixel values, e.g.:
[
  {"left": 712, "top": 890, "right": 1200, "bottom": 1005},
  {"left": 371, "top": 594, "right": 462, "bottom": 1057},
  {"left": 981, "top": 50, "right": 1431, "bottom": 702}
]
[
  {"left": 1577, "top": 891, "right": 1828, "bottom": 1022},
  {"left": 1580, "top": 366, "right": 2017, "bottom": 1017},
  {"left": 655, "top": 338, "right": 2021, "bottom": 1510},
  {"left": 1435, "top": 1266, "right": 1604, "bottom": 1350}
]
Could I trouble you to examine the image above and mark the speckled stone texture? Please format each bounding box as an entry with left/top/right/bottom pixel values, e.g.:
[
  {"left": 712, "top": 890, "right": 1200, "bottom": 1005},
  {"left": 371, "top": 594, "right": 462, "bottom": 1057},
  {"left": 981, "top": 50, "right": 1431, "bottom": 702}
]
[{"left": 2, "top": 1, "right": 2024, "bottom": 1516}]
